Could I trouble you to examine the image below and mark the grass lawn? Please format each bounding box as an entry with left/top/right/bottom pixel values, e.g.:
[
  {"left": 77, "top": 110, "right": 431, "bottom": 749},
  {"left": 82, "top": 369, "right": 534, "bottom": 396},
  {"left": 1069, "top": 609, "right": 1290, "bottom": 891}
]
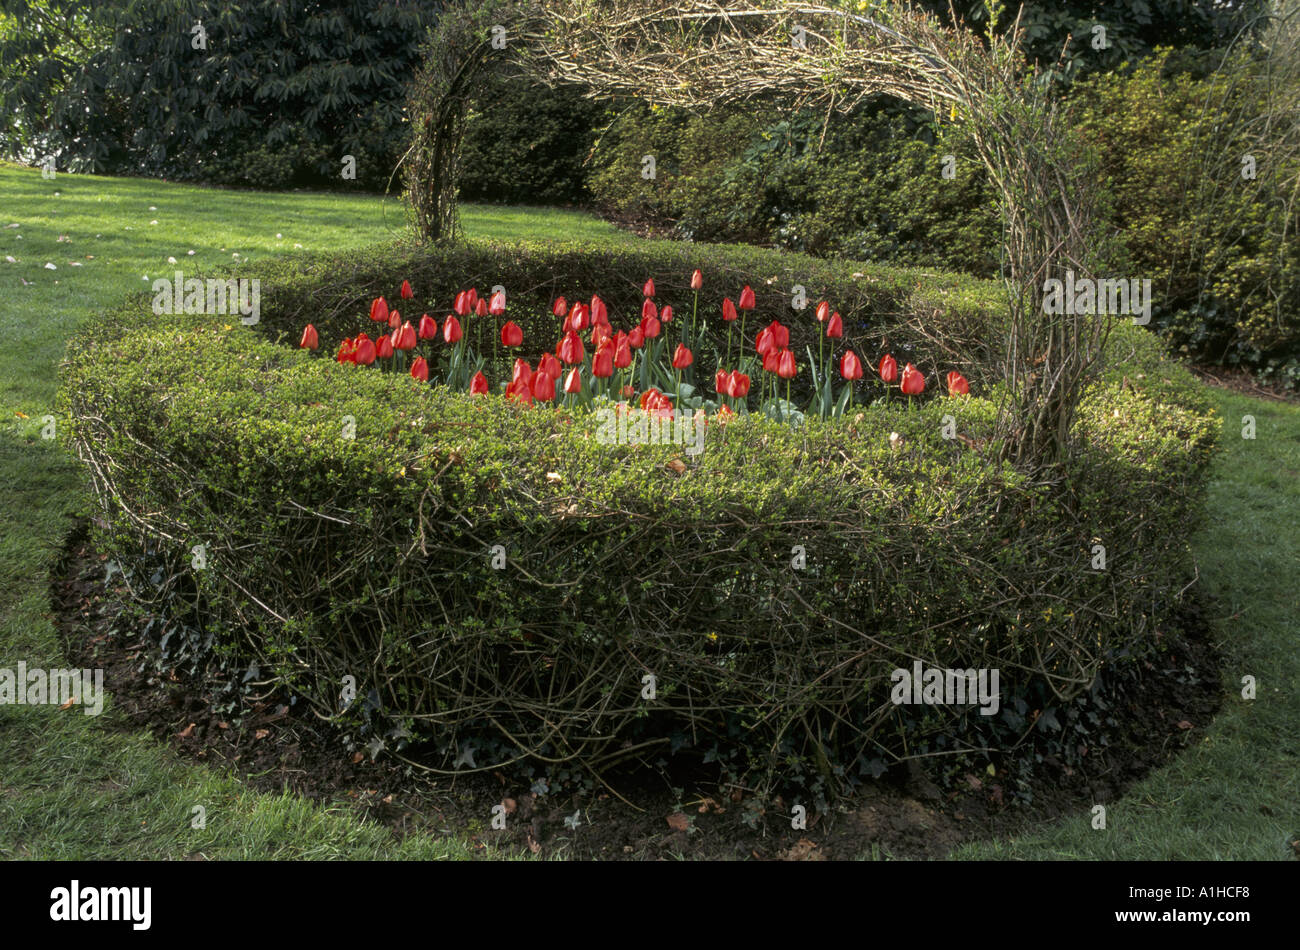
[{"left": 1, "top": 161, "right": 1295, "bottom": 859}]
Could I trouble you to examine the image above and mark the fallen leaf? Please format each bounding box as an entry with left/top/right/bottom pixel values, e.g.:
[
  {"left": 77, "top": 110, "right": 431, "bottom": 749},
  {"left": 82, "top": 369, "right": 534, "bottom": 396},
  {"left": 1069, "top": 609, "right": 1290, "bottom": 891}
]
[
  {"left": 545, "top": 471, "right": 562, "bottom": 483},
  {"left": 1177, "top": 719, "right": 1193, "bottom": 730},
  {"left": 502, "top": 798, "right": 517, "bottom": 814},
  {"left": 666, "top": 812, "right": 689, "bottom": 832},
  {"left": 352, "top": 751, "right": 364, "bottom": 763},
  {"left": 177, "top": 723, "right": 196, "bottom": 739},
  {"left": 254, "top": 728, "right": 270, "bottom": 740},
  {"left": 58, "top": 697, "right": 76, "bottom": 710},
  {"left": 665, "top": 458, "right": 686, "bottom": 474}
]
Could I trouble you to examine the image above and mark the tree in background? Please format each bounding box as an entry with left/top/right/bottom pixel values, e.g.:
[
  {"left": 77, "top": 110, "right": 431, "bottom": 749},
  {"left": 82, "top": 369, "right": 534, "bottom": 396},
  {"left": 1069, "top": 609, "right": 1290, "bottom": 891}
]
[{"left": 0, "top": 0, "right": 442, "bottom": 190}]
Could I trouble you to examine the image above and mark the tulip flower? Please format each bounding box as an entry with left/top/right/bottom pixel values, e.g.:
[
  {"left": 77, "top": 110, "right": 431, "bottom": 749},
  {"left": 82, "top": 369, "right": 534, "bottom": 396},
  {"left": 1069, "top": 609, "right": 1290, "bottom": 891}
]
[
  {"left": 552, "top": 296, "right": 567, "bottom": 317},
  {"left": 558, "top": 330, "right": 585, "bottom": 365},
  {"left": 614, "top": 332, "right": 632, "bottom": 369},
  {"left": 722, "top": 298, "right": 738, "bottom": 322},
  {"left": 475, "top": 299, "right": 488, "bottom": 318},
  {"left": 532, "top": 370, "right": 555, "bottom": 402},
  {"left": 642, "top": 298, "right": 657, "bottom": 322},
  {"left": 489, "top": 290, "right": 506, "bottom": 316},
  {"left": 763, "top": 347, "right": 781, "bottom": 373},
  {"left": 947, "top": 371, "right": 970, "bottom": 396},
  {"left": 568, "top": 302, "right": 590, "bottom": 332},
  {"left": 771, "top": 321, "right": 790, "bottom": 348},
  {"left": 470, "top": 371, "right": 489, "bottom": 395},
  {"left": 299, "top": 324, "right": 318, "bottom": 350},
  {"left": 590, "top": 295, "right": 608, "bottom": 326},
  {"left": 418, "top": 314, "right": 437, "bottom": 340},
  {"left": 336, "top": 338, "right": 357, "bottom": 364},
  {"left": 643, "top": 278, "right": 655, "bottom": 298},
  {"left": 512, "top": 358, "right": 533, "bottom": 386},
  {"left": 841, "top": 350, "right": 863, "bottom": 380},
  {"left": 591, "top": 322, "right": 612, "bottom": 351},
  {"left": 901, "top": 363, "right": 925, "bottom": 395},
  {"left": 388, "top": 309, "right": 401, "bottom": 330},
  {"left": 776, "top": 348, "right": 797, "bottom": 380},
  {"left": 878, "top": 354, "right": 898, "bottom": 383},
  {"left": 739, "top": 285, "right": 756, "bottom": 310},
  {"left": 815, "top": 300, "right": 830, "bottom": 323},
  {"left": 410, "top": 356, "right": 428, "bottom": 381},
  {"left": 501, "top": 320, "right": 523, "bottom": 347},
  {"left": 661, "top": 305, "right": 673, "bottom": 323},
  {"left": 756, "top": 326, "right": 774, "bottom": 357},
  {"left": 641, "top": 314, "right": 661, "bottom": 339},
  {"left": 354, "top": 334, "right": 376, "bottom": 366},
  {"left": 467, "top": 288, "right": 479, "bottom": 310},
  {"left": 628, "top": 325, "right": 645, "bottom": 349},
  {"left": 672, "top": 343, "right": 694, "bottom": 369},
  {"left": 539, "top": 352, "right": 562, "bottom": 382},
  {"left": 395, "top": 321, "right": 417, "bottom": 351},
  {"left": 506, "top": 376, "right": 533, "bottom": 405},
  {"left": 375, "top": 334, "right": 394, "bottom": 359},
  {"left": 826, "top": 311, "right": 843, "bottom": 339},
  {"left": 369, "top": 297, "right": 389, "bottom": 324},
  {"left": 715, "top": 368, "right": 729, "bottom": 393},
  {"left": 691, "top": 269, "right": 703, "bottom": 291},
  {"left": 592, "top": 343, "right": 614, "bottom": 379},
  {"left": 564, "top": 367, "right": 582, "bottom": 394},
  {"left": 727, "top": 371, "right": 751, "bottom": 398},
  {"left": 400, "top": 280, "right": 413, "bottom": 300},
  {"left": 453, "top": 291, "right": 470, "bottom": 317},
  {"left": 443, "top": 315, "right": 462, "bottom": 344}
]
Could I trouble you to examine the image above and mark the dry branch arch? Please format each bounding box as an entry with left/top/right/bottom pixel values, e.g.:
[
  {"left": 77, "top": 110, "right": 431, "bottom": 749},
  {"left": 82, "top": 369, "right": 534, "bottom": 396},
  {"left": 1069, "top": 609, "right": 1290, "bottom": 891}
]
[{"left": 405, "top": 0, "right": 1112, "bottom": 465}]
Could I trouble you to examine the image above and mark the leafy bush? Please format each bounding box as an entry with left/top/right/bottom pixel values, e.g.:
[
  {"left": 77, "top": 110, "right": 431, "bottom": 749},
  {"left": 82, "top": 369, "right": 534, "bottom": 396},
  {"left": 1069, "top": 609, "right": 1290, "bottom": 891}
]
[
  {"left": 61, "top": 240, "right": 1218, "bottom": 800},
  {"left": 0, "top": 0, "right": 439, "bottom": 190}
]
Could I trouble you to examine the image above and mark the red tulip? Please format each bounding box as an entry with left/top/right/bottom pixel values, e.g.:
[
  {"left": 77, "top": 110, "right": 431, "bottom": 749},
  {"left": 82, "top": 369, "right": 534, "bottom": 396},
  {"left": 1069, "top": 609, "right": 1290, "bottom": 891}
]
[
  {"left": 591, "top": 322, "right": 611, "bottom": 350},
  {"left": 756, "top": 326, "right": 774, "bottom": 356},
  {"left": 418, "top": 313, "right": 437, "bottom": 340},
  {"left": 628, "top": 325, "right": 645, "bottom": 349},
  {"left": 475, "top": 299, "right": 488, "bottom": 318},
  {"left": 489, "top": 290, "right": 506, "bottom": 316},
  {"left": 722, "top": 298, "right": 738, "bottom": 322},
  {"left": 369, "top": 297, "right": 389, "bottom": 324},
  {"left": 900, "top": 363, "right": 925, "bottom": 395},
  {"left": 715, "top": 368, "right": 729, "bottom": 393},
  {"left": 539, "top": 352, "right": 562, "bottom": 381},
  {"left": 642, "top": 298, "right": 657, "bottom": 322},
  {"left": 776, "top": 348, "right": 797, "bottom": 380},
  {"left": 727, "top": 371, "right": 751, "bottom": 398},
  {"left": 590, "top": 295, "right": 608, "bottom": 326},
  {"left": 558, "top": 330, "right": 585, "bottom": 365},
  {"left": 762, "top": 347, "right": 781, "bottom": 373},
  {"left": 506, "top": 376, "right": 533, "bottom": 405},
  {"left": 470, "top": 371, "right": 489, "bottom": 395},
  {"left": 453, "top": 291, "right": 469, "bottom": 317},
  {"left": 564, "top": 367, "right": 582, "bottom": 394},
  {"left": 771, "top": 321, "right": 789, "bottom": 348},
  {"left": 467, "top": 288, "right": 479, "bottom": 310},
  {"left": 661, "top": 305, "right": 673, "bottom": 323},
  {"left": 375, "top": 334, "right": 394, "bottom": 359},
  {"left": 840, "top": 350, "right": 863, "bottom": 380},
  {"left": 532, "top": 370, "right": 555, "bottom": 402},
  {"left": 400, "top": 280, "right": 413, "bottom": 300},
  {"left": 592, "top": 343, "right": 614, "bottom": 378},
  {"left": 641, "top": 314, "right": 661, "bottom": 339},
  {"left": 643, "top": 278, "right": 655, "bottom": 298},
  {"left": 826, "top": 311, "right": 843, "bottom": 339},
  {"left": 501, "top": 320, "right": 523, "bottom": 347},
  {"left": 299, "top": 324, "right": 318, "bottom": 350},
  {"left": 512, "top": 358, "right": 533, "bottom": 386},
  {"left": 672, "top": 343, "right": 693, "bottom": 369},
  {"left": 395, "top": 320, "right": 417, "bottom": 351},
  {"left": 388, "top": 309, "right": 401, "bottom": 330},
  {"left": 946, "top": 370, "right": 970, "bottom": 396},
  {"left": 878, "top": 354, "right": 898, "bottom": 383},
  {"left": 552, "top": 296, "right": 567, "bottom": 317},
  {"left": 336, "top": 338, "right": 357, "bottom": 363},
  {"left": 739, "top": 285, "right": 756, "bottom": 310},
  {"left": 443, "top": 315, "right": 462, "bottom": 344},
  {"left": 410, "top": 356, "right": 428, "bottom": 381},
  {"left": 568, "top": 302, "right": 590, "bottom": 332},
  {"left": 614, "top": 332, "right": 632, "bottom": 369},
  {"left": 815, "top": 300, "right": 830, "bottom": 323},
  {"left": 691, "top": 269, "right": 703, "bottom": 291},
  {"left": 354, "top": 333, "right": 376, "bottom": 366}
]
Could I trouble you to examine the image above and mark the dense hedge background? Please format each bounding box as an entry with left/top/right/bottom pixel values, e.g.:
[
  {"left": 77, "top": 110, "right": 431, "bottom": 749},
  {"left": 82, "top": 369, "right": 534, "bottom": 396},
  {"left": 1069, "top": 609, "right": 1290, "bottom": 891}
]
[{"left": 61, "top": 240, "right": 1219, "bottom": 799}]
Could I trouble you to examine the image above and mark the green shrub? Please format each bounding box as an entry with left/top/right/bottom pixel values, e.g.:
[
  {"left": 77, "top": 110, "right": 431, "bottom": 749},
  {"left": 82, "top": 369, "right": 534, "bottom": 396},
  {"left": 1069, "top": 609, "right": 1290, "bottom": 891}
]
[{"left": 61, "top": 241, "right": 1218, "bottom": 799}]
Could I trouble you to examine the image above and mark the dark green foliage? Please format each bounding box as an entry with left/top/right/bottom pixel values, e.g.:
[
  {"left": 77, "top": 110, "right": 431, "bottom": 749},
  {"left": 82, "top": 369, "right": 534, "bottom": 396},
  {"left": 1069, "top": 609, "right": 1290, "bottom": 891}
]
[
  {"left": 61, "top": 240, "right": 1218, "bottom": 797},
  {"left": 0, "top": 0, "right": 441, "bottom": 189}
]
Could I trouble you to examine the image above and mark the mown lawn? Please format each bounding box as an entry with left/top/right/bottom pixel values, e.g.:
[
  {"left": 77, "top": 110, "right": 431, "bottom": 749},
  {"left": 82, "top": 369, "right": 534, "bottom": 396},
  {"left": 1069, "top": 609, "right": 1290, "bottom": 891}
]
[{"left": 1, "top": 161, "right": 1294, "bottom": 859}]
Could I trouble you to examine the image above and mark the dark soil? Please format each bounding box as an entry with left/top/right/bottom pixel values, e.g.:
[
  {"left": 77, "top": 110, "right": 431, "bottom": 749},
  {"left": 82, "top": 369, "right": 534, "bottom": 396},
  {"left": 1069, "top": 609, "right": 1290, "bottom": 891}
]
[{"left": 52, "top": 526, "right": 1223, "bottom": 860}]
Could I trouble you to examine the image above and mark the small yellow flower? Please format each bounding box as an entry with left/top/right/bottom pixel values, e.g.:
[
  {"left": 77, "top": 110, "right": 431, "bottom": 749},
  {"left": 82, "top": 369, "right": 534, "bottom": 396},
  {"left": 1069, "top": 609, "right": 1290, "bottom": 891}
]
[
  {"left": 707, "top": 632, "right": 718, "bottom": 642},
  {"left": 397, "top": 466, "right": 406, "bottom": 478}
]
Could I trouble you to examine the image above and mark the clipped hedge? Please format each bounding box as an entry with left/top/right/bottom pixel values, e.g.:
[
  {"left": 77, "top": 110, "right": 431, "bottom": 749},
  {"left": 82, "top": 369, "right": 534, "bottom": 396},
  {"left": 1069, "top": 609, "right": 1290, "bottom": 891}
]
[{"left": 61, "top": 241, "right": 1219, "bottom": 798}]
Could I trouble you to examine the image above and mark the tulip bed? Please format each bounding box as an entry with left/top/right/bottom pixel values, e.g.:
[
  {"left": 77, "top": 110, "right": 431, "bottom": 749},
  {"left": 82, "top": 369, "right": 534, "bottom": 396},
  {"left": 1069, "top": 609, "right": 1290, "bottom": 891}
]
[{"left": 62, "top": 238, "right": 1219, "bottom": 798}]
